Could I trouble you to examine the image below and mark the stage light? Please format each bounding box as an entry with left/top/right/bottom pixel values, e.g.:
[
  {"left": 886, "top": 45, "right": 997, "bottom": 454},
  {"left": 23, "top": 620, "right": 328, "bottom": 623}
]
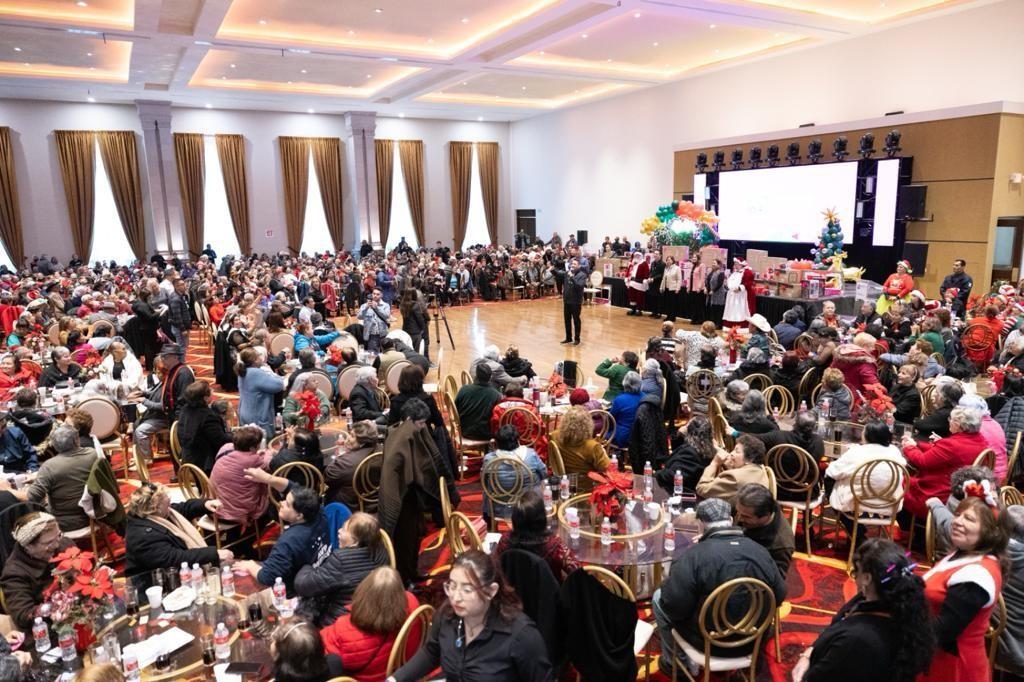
[
  {"left": 858, "top": 132, "right": 875, "bottom": 159},
  {"left": 712, "top": 150, "right": 725, "bottom": 171},
  {"left": 884, "top": 129, "right": 902, "bottom": 157},
  {"left": 695, "top": 152, "right": 708, "bottom": 172},
  {"left": 748, "top": 146, "right": 762, "bottom": 168},
  {"left": 730, "top": 148, "right": 744, "bottom": 170},
  {"left": 807, "top": 139, "right": 822, "bottom": 164},
  {"left": 832, "top": 136, "right": 849, "bottom": 161},
  {"left": 786, "top": 142, "right": 801, "bottom": 165},
  {"left": 766, "top": 144, "right": 780, "bottom": 167}
]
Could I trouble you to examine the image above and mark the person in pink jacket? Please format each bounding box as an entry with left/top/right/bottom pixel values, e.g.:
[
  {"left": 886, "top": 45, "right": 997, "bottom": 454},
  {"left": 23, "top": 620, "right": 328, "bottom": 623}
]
[
  {"left": 830, "top": 333, "right": 879, "bottom": 397},
  {"left": 900, "top": 407, "right": 988, "bottom": 518},
  {"left": 958, "top": 394, "right": 1008, "bottom": 482},
  {"left": 209, "top": 425, "right": 273, "bottom": 533}
]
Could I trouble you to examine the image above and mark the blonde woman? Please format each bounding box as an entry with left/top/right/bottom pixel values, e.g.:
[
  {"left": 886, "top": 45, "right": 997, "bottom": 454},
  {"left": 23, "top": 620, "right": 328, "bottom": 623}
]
[
  {"left": 551, "top": 406, "right": 609, "bottom": 476},
  {"left": 815, "top": 368, "right": 852, "bottom": 420}
]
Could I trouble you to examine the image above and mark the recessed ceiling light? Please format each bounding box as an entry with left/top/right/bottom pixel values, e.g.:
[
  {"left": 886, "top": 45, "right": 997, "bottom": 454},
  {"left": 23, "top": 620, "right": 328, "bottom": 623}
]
[
  {"left": 89, "top": 66, "right": 95, "bottom": 70},
  {"left": 307, "top": 108, "right": 315, "bottom": 113},
  {"left": 573, "top": 89, "right": 579, "bottom": 93},
  {"left": 348, "top": 30, "right": 355, "bottom": 35},
  {"left": 221, "top": 75, "right": 226, "bottom": 79},
  {"left": 373, "top": 7, "right": 382, "bottom": 13},
  {"left": 477, "top": 116, "right": 483, "bottom": 121},
  {"left": 427, "top": 38, "right": 433, "bottom": 44},
  {"left": 300, "top": 69, "right": 307, "bottom": 74},
  {"left": 606, "top": 58, "right": 612, "bottom": 62},
  {"left": 521, "top": 85, "right": 526, "bottom": 90},
  {"left": 398, "top": 113, "right": 405, "bottom": 118},
  {"left": 652, "top": 42, "right": 659, "bottom": 47},
  {"left": 258, "top": 19, "right": 267, "bottom": 25},
  {"left": 460, "top": 17, "right": 469, "bottom": 23},
  {"left": 87, "top": 96, "right": 95, "bottom": 102},
  {"left": 22, "top": 62, "right": 29, "bottom": 66},
  {"left": 366, "top": 74, "right": 372, "bottom": 78},
  {"left": 230, "top": 63, "right": 236, "bottom": 68},
  {"left": 774, "top": 32, "right": 781, "bottom": 37},
  {"left": 287, "top": 80, "right": 293, "bottom": 84},
  {"left": 205, "top": 103, "right": 212, "bottom": 108},
  {"left": 633, "top": 12, "right": 641, "bottom": 18},
  {"left": 86, "top": 52, "right": 93, "bottom": 56},
  {"left": 538, "top": 50, "right": 544, "bottom": 55},
  {"left": 13, "top": 47, "right": 20, "bottom": 52},
  {"left": 581, "top": 33, "right": 588, "bottom": 39},
  {"left": 76, "top": 1, "right": 87, "bottom": 6},
  {"left": 714, "top": 49, "right": 720, "bottom": 54},
  {"left": 461, "top": 81, "right": 467, "bottom": 85},
  {"left": 709, "top": 23, "right": 716, "bottom": 29}
]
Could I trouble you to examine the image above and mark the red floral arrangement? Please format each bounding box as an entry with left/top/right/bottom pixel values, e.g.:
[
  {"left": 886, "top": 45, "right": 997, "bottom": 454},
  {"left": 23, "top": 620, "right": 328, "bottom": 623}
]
[
  {"left": 545, "top": 371, "right": 568, "bottom": 399},
  {"left": 326, "top": 344, "right": 344, "bottom": 367},
  {"left": 41, "top": 547, "right": 115, "bottom": 631},
  {"left": 988, "top": 366, "right": 1020, "bottom": 392},
  {"left": 77, "top": 348, "right": 103, "bottom": 370},
  {"left": 856, "top": 383, "right": 894, "bottom": 423},
  {"left": 724, "top": 326, "right": 748, "bottom": 350},
  {"left": 294, "top": 390, "right": 322, "bottom": 429},
  {"left": 588, "top": 469, "right": 634, "bottom": 518}
]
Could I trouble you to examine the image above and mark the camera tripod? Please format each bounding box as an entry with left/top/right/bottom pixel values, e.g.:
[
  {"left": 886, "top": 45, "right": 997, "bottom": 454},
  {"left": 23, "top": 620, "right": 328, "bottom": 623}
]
[{"left": 429, "top": 293, "right": 455, "bottom": 350}]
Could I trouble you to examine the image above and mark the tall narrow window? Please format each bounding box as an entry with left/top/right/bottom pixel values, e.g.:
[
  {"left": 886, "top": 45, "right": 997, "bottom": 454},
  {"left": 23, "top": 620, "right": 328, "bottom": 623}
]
[
  {"left": 302, "top": 148, "right": 335, "bottom": 255},
  {"left": 203, "top": 135, "right": 241, "bottom": 257},
  {"left": 385, "top": 143, "right": 418, "bottom": 251},
  {"left": 93, "top": 139, "right": 138, "bottom": 266},
  {"left": 0, "top": 240, "right": 14, "bottom": 271},
  {"left": 462, "top": 144, "right": 490, "bottom": 250}
]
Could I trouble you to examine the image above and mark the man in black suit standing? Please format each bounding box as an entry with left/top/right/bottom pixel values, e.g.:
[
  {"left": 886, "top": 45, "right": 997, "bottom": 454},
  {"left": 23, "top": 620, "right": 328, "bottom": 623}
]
[{"left": 558, "top": 258, "right": 587, "bottom": 346}]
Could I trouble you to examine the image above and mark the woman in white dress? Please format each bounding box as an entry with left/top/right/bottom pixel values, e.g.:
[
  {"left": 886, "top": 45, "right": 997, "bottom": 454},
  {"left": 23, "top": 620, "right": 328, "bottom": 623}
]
[{"left": 722, "top": 259, "right": 751, "bottom": 328}]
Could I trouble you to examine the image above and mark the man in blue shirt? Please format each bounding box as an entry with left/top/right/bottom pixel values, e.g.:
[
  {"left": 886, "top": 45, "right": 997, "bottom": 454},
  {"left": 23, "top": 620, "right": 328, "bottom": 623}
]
[{"left": 0, "top": 414, "right": 39, "bottom": 473}]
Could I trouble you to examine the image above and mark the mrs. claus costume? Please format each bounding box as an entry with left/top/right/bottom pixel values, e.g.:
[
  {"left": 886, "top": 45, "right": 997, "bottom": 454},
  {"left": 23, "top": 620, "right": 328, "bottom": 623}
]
[
  {"left": 722, "top": 258, "right": 755, "bottom": 328},
  {"left": 877, "top": 259, "right": 915, "bottom": 315},
  {"left": 626, "top": 252, "right": 650, "bottom": 316}
]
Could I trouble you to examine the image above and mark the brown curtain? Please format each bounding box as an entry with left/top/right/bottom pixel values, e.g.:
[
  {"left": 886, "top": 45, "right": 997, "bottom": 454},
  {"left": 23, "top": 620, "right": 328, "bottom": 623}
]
[
  {"left": 449, "top": 141, "right": 473, "bottom": 251},
  {"left": 54, "top": 130, "right": 96, "bottom": 261},
  {"left": 398, "top": 140, "right": 425, "bottom": 248},
  {"left": 173, "top": 133, "right": 205, "bottom": 259},
  {"left": 0, "top": 128, "right": 25, "bottom": 265},
  {"left": 97, "top": 131, "right": 147, "bottom": 261},
  {"left": 279, "top": 137, "right": 309, "bottom": 255},
  {"left": 476, "top": 142, "right": 499, "bottom": 246},
  {"left": 215, "top": 134, "right": 251, "bottom": 255},
  {"left": 375, "top": 139, "right": 394, "bottom": 248},
  {"left": 310, "top": 137, "right": 345, "bottom": 251}
]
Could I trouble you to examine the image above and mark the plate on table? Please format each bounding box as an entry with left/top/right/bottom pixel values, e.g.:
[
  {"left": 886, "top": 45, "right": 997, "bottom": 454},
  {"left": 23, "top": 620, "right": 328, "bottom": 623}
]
[{"left": 161, "top": 586, "right": 196, "bottom": 612}]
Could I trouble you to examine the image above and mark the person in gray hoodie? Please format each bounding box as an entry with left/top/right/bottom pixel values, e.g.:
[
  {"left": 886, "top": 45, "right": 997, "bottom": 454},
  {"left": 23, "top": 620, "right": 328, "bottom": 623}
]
[{"left": 998, "top": 505, "right": 1024, "bottom": 675}]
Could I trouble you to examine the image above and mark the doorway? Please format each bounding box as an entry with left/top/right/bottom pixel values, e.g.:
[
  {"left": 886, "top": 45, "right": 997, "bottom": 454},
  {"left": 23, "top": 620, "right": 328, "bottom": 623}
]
[
  {"left": 516, "top": 209, "right": 536, "bottom": 247},
  {"left": 992, "top": 217, "right": 1024, "bottom": 284}
]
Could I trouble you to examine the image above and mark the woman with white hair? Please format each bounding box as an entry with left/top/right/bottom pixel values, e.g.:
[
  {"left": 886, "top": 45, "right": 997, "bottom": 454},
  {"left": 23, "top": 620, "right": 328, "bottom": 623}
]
[
  {"left": 97, "top": 338, "right": 144, "bottom": 392},
  {"left": 641, "top": 358, "right": 663, "bottom": 398},
  {"left": 609, "top": 371, "right": 643, "bottom": 447},
  {"left": 901, "top": 407, "right": 988, "bottom": 519},
  {"left": 282, "top": 373, "right": 331, "bottom": 430},
  {"left": 728, "top": 389, "right": 778, "bottom": 435},
  {"left": 958, "top": 394, "right": 1008, "bottom": 482},
  {"left": 468, "top": 344, "right": 513, "bottom": 390}
]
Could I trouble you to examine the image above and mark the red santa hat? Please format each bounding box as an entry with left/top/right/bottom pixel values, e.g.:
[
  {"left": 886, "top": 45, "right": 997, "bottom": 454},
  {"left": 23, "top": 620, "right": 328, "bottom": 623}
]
[
  {"left": 909, "top": 290, "right": 926, "bottom": 303},
  {"left": 733, "top": 258, "right": 747, "bottom": 268},
  {"left": 998, "top": 284, "right": 1017, "bottom": 297},
  {"left": 944, "top": 287, "right": 960, "bottom": 299},
  {"left": 897, "top": 260, "right": 913, "bottom": 274},
  {"left": 924, "top": 299, "right": 941, "bottom": 312}
]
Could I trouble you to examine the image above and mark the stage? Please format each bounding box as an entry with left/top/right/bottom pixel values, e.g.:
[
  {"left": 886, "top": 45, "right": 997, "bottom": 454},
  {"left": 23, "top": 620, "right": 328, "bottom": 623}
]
[{"left": 601, "top": 276, "right": 860, "bottom": 325}]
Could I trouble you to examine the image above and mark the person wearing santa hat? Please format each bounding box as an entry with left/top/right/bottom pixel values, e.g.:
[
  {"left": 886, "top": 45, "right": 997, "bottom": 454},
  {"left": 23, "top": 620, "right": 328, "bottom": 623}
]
[
  {"left": 626, "top": 251, "right": 650, "bottom": 316},
  {"left": 877, "top": 260, "right": 915, "bottom": 315},
  {"left": 938, "top": 258, "right": 972, "bottom": 318},
  {"left": 722, "top": 257, "right": 754, "bottom": 329}
]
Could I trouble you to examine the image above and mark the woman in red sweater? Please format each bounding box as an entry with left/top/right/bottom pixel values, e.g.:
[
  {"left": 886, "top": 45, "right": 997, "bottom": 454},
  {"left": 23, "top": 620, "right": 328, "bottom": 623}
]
[{"left": 321, "top": 566, "right": 420, "bottom": 682}]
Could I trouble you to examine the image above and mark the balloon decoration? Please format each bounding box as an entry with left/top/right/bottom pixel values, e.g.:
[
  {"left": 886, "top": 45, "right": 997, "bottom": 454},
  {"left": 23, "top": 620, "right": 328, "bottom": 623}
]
[
  {"left": 641, "top": 200, "right": 720, "bottom": 250},
  {"left": 811, "top": 208, "right": 844, "bottom": 267}
]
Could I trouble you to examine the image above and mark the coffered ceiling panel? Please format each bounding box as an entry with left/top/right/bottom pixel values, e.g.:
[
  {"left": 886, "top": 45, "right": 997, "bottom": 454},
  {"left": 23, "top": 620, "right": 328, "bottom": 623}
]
[
  {"left": 189, "top": 48, "right": 423, "bottom": 98},
  {"left": 216, "top": 0, "right": 562, "bottom": 58},
  {"left": 512, "top": 10, "right": 806, "bottom": 79},
  {"left": 731, "top": 0, "right": 972, "bottom": 23},
  {"left": 0, "top": 0, "right": 133, "bottom": 29},
  {"left": 0, "top": 25, "right": 130, "bottom": 81},
  {"left": 419, "top": 71, "right": 632, "bottom": 109}
]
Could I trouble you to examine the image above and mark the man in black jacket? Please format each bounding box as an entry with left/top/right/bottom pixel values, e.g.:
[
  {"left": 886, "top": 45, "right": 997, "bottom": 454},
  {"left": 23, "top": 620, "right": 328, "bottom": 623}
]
[
  {"left": 557, "top": 258, "right": 587, "bottom": 346},
  {"left": 653, "top": 498, "right": 787, "bottom": 675}
]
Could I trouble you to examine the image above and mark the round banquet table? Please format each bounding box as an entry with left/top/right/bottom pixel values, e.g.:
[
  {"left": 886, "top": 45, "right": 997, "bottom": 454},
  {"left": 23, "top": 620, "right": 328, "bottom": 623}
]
[{"left": 551, "top": 474, "right": 699, "bottom": 599}]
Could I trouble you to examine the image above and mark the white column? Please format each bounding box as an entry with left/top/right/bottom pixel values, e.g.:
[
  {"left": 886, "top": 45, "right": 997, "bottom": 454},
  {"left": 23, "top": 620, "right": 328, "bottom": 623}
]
[
  {"left": 343, "top": 111, "right": 379, "bottom": 251},
  {"left": 135, "top": 100, "right": 184, "bottom": 257}
]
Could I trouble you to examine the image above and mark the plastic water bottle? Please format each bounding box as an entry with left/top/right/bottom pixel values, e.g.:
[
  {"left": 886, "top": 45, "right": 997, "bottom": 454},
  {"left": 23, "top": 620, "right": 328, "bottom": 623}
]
[
  {"left": 214, "top": 622, "right": 231, "bottom": 662},
  {"left": 608, "top": 454, "right": 618, "bottom": 473},
  {"left": 799, "top": 400, "right": 807, "bottom": 413},
  {"left": 673, "top": 469, "right": 683, "bottom": 497},
  {"left": 542, "top": 483, "right": 553, "bottom": 513},
  {"left": 559, "top": 475, "right": 570, "bottom": 501},
  {"left": 221, "top": 566, "right": 235, "bottom": 597},
  {"left": 600, "top": 516, "right": 612, "bottom": 546},
  {"left": 643, "top": 484, "right": 653, "bottom": 504},
  {"left": 643, "top": 460, "right": 653, "bottom": 490},
  {"left": 567, "top": 507, "right": 580, "bottom": 540},
  {"left": 272, "top": 577, "right": 291, "bottom": 616},
  {"left": 191, "top": 564, "right": 203, "bottom": 593},
  {"left": 274, "top": 413, "right": 284, "bottom": 434},
  {"left": 664, "top": 523, "right": 676, "bottom": 553},
  {"left": 33, "top": 617, "right": 51, "bottom": 653},
  {"left": 58, "top": 628, "right": 76, "bottom": 662},
  {"left": 180, "top": 562, "right": 192, "bottom": 590},
  {"left": 123, "top": 653, "right": 141, "bottom": 681}
]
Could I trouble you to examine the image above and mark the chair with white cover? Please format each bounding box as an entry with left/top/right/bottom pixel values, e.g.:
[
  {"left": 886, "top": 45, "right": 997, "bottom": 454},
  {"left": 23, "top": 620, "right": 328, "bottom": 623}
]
[
  {"left": 664, "top": 578, "right": 777, "bottom": 682},
  {"left": 336, "top": 365, "right": 362, "bottom": 403},
  {"left": 385, "top": 360, "right": 412, "bottom": 395},
  {"left": 839, "top": 459, "right": 908, "bottom": 569},
  {"left": 46, "top": 322, "right": 60, "bottom": 346},
  {"left": 386, "top": 329, "right": 413, "bottom": 350},
  {"left": 333, "top": 332, "right": 360, "bottom": 357},
  {"left": 268, "top": 331, "right": 295, "bottom": 356},
  {"left": 304, "top": 370, "right": 335, "bottom": 405},
  {"left": 584, "top": 271, "right": 604, "bottom": 305},
  {"left": 76, "top": 396, "right": 131, "bottom": 478}
]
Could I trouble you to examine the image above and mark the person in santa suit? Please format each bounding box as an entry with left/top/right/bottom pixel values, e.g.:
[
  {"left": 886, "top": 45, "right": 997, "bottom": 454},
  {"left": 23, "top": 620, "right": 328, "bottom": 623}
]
[
  {"left": 877, "top": 260, "right": 915, "bottom": 315},
  {"left": 626, "top": 252, "right": 650, "bottom": 316},
  {"left": 722, "top": 258, "right": 754, "bottom": 329}
]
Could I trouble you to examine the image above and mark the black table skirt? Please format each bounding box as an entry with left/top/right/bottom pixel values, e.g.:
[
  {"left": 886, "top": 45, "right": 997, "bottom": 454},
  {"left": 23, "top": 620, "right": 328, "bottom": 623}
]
[{"left": 602, "top": 276, "right": 630, "bottom": 307}]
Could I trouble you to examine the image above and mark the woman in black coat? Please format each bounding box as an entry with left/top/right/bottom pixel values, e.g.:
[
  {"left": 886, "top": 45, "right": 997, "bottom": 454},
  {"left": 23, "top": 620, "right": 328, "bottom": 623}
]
[
  {"left": 131, "top": 287, "right": 162, "bottom": 372},
  {"left": 399, "top": 288, "right": 430, "bottom": 360},
  {"left": 386, "top": 364, "right": 445, "bottom": 431},
  {"left": 627, "top": 394, "right": 668, "bottom": 473},
  {"left": 889, "top": 365, "right": 922, "bottom": 425},
  {"left": 792, "top": 538, "right": 933, "bottom": 682},
  {"left": 176, "top": 381, "right": 232, "bottom": 473},
  {"left": 500, "top": 346, "right": 536, "bottom": 382},
  {"left": 656, "top": 417, "right": 717, "bottom": 493}
]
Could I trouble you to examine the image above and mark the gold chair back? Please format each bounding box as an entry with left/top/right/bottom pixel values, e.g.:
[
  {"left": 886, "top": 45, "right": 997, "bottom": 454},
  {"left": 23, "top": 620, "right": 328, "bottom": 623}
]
[
  {"left": 686, "top": 370, "right": 722, "bottom": 403},
  {"left": 589, "top": 409, "right": 616, "bottom": 448},
  {"left": 460, "top": 370, "right": 472, "bottom": 386},
  {"left": 1000, "top": 485, "right": 1023, "bottom": 507},
  {"left": 271, "top": 461, "right": 326, "bottom": 499},
  {"left": 439, "top": 476, "right": 452, "bottom": 524},
  {"left": 766, "top": 445, "right": 819, "bottom": 502},
  {"left": 373, "top": 386, "right": 391, "bottom": 411},
  {"left": 76, "top": 396, "right": 122, "bottom": 441},
  {"left": 385, "top": 605, "right": 435, "bottom": 676},
  {"left": 1006, "top": 431, "right": 1022, "bottom": 485},
  {"left": 178, "top": 463, "right": 216, "bottom": 500},
  {"left": 920, "top": 384, "right": 938, "bottom": 416},
  {"left": 850, "top": 459, "right": 908, "bottom": 518},
  {"left": 379, "top": 529, "right": 397, "bottom": 569},
  {"left": 924, "top": 512, "right": 938, "bottom": 566},
  {"left": 498, "top": 406, "right": 544, "bottom": 448},
  {"left": 797, "top": 367, "right": 820, "bottom": 404},
  {"left": 446, "top": 511, "right": 483, "bottom": 555},
  {"left": 169, "top": 421, "right": 182, "bottom": 467},
  {"left": 762, "top": 385, "right": 795, "bottom": 418},
  {"left": 353, "top": 451, "right": 383, "bottom": 512},
  {"left": 930, "top": 352, "right": 946, "bottom": 369},
  {"left": 582, "top": 565, "right": 635, "bottom": 601},
  {"left": 132, "top": 444, "right": 150, "bottom": 483},
  {"left": 442, "top": 374, "right": 459, "bottom": 402},
  {"left": 710, "top": 412, "right": 734, "bottom": 451},
  {"left": 794, "top": 333, "right": 815, "bottom": 357},
  {"left": 707, "top": 396, "right": 725, "bottom": 423},
  {"left": 762, "top": 465, "right": 777, "bottom": 499},
  {"left": 973, "top": 449, "right": 997, "bottom": 470},
  {"left": 480, "top": 455, "right": 531, "bottom": 523},
  {"left": 987, "top": 594, "right": 1007, "bottom": 666},
  {"left": 744, "top": 373, "right": 773, "bottom": 391},
  {"left": 547, "top": 440, "right": 566, "bottom": 477}
]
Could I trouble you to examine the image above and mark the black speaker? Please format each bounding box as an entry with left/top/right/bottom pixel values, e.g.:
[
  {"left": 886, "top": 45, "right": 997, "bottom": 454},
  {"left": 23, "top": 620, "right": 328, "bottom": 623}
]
[
  {"left": 902, "top": 241, "right": 929, "bottom": 277},
  {"left": 898, "top": 185, "right": 928, "bottom": 220},
  {"left": 563, "top": 360, "right": 579, "bottom": 388},
  {"left": 576, "top": 230, "right": 588, "bottom": 246}
]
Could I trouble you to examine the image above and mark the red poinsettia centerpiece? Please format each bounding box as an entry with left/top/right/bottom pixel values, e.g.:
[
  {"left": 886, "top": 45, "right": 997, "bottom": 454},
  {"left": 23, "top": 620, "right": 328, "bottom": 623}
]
[
  {"left": 42, "top": 547, "right": 115, "bottom": 650},
  {"left": 724, "top": 326, "right": 749, "bottom": 364},
  {"left": 294, "top": 390, "right": 322, "bottom": 430},
  {"left": 326, "top": 344, "right": 344, "bottom": 367},
  {"left": 856, "top": 383, "right": 895, "bottom": 424},
  {"left": 588, "top": 469, "right": 634, "bottom": 518}
]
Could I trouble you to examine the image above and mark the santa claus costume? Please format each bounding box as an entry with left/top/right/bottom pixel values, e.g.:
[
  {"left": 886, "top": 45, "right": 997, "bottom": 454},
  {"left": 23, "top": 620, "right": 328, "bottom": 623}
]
[
  {"left": 877, "top": 259, "right": 915, "bottom": 315},
  {"left": 722, "top": 258, "right": 755, "bottom": 328},
  {"left": 626, "top": 252, "right": 650, "bottom": 316}
]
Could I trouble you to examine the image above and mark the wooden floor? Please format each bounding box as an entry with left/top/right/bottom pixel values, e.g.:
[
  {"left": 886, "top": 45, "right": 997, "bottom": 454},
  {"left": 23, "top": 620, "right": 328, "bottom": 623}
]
[{"left": 419, "top": 297, "right": 698, "bottom": 388}]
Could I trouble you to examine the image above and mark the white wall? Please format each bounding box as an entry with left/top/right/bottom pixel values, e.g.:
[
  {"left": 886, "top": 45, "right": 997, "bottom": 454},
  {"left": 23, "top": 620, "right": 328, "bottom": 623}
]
[{"left": 509, "top": 0, "right": 1024, "bottom": 244}]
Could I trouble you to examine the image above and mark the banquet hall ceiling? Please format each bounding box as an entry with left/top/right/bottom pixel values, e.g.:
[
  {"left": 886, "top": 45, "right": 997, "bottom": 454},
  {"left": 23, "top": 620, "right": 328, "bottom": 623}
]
[{"left": 0, "top": 0, "right": 985, "bottom": 120}]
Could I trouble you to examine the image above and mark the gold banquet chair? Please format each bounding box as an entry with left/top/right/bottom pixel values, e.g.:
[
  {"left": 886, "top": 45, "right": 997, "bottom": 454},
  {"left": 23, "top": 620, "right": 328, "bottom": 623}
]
[
  {"left": 480, "top": 456, "right": 531, "bottom": 531},
  {"left": 840, "top": 459, "right": 909, "bottom": 570},
  {"left": 352, "top": 451, "right": 383, "bottom": 513},
  {"left": 766, "top": 444, "right": 822, "bottom": 555},
  {"left": 385, "top": 605, "right": 435, "bottom": 677}
]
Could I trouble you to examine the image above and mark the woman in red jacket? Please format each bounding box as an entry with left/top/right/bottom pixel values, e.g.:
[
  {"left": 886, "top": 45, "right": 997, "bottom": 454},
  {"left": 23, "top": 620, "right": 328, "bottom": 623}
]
[
  {"left": 0, "top": 354, "right": 33, "bottom": 402},
  {"left": 321, "top": 566, "right": 420, "bottom": 682}
]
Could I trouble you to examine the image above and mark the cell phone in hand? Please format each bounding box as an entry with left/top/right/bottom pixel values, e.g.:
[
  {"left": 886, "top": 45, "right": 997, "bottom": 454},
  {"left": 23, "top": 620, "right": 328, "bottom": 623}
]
[{"left": 225, "top": 662, "right": 263, "bottom": 675}]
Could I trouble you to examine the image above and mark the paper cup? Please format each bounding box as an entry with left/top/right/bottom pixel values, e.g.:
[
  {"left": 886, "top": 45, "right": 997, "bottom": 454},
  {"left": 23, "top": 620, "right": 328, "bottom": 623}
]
[{"left": 145, "top": 585, "right": 163, "bottom": 609}]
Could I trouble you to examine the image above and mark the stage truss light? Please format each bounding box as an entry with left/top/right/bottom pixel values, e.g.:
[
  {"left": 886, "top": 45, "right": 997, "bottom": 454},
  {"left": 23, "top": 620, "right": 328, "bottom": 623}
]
[
  {"left": 695, "top": 152, "right": 708, "bottom": 172},
  {"left": 766, "top": 144, "right": 780, "bottom": 167},
  {"left": 712, "top": 150, "right": 725, "bottom": 171},
  {"left": 807, "top": 139, "right": 822, "bottom": 164},
  {"left": 858, "top": 132, "right": 875, "bottom": 159},
  {"left": 748, "top": 146, "right": 763, "bottom": 168},
  {"left": 730, "top": 148, "right": 744, "bottom": 170},
  {"left": 884, "top": 129, "right": 902, "bottom": 157},
  {"left": 786, "top": 142, "right": 801, "bottom": 165},
  {"left": 832, "top": 136, "right": 849, "bottom": 161}
]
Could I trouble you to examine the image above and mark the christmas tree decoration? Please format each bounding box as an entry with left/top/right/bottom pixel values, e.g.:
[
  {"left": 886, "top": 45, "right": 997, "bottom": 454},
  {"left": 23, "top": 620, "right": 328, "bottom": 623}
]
[{"left": 811, "top": 208, "right": 844, "bottom": 267}]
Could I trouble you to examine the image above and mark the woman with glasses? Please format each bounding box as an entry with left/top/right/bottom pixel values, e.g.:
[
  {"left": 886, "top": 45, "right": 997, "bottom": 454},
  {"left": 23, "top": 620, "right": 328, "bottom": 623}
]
[
  {"left": 0, "top": 511, "right": 71, "bottom": 630},
  {"left": 388, "top": 550, "right": 551, "bottom": 682}
]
